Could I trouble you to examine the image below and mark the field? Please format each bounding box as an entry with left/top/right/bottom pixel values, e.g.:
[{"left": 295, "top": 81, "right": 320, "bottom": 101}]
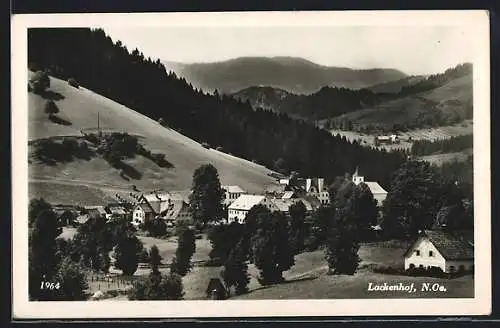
[
  {"left": 28, "top": 72, "right": 279, "bottom": 205},
  {"left": 80, "top": 235, "right": 472, "bottom": 301},
  {"left": 329, "top": 120, "right": 473, "bottom": 156}
]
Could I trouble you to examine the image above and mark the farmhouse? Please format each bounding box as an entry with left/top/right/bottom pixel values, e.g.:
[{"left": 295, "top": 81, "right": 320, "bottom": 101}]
[
  {"left": 278, "top": 176, "right": 330, "bottom": 205},
  {"left": 132, "top": 203, "right": 156, "bottom": 227},
  {"left": 271, "top": 198, "right": 314, "bottom": 215},
  {"left": 376, "top": 134, "right": 399, "bottom": 144},
  {"left": 227, "top": 194, "right": 278, "bottom": 224},
  {"left": 403, "top": 230, "right": 474, "bottom": 273},
  {"left": 132, "top": 191, "right": 191, "bottom": 226},
  {"left": 351, "top": 168, "right": 388, "bottom": 206},
  {"left": 221, "top": 185, "right": 247, "bottom": 206}
]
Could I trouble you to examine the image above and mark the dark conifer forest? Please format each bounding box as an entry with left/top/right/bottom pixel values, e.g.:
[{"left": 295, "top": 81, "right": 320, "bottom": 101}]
[{"left": 28, "top": 28, "right": 407, "bottom": 187}]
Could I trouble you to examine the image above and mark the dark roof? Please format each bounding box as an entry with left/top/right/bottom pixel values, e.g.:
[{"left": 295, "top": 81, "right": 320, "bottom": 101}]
[{"left": 404, "top": 230, "right": 474, "bottom": 260}]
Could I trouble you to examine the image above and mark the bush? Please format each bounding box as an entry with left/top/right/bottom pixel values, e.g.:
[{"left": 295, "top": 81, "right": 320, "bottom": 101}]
[
  {"left": 104, "top": 289, "right": 119, "bottom": 298},
  {"left": 44, "top": 100, "right": 60, "bottom": 116},
  {"left": 68, "top": 78, "right": 80, "bottom": 88},
  {"left": 30, "top": 70, "right": 50, "bottom": 94},
  {"left": 406, "top": 266, "right": 427, "bottom": 277}
]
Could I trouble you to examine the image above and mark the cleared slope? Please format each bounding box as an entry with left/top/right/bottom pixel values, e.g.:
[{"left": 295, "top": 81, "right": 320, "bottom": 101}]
[
  {"left": 29, "top": 73, "right": 279, "bottom": 205},
  {"left": 333, "top": 72, "right": 473, "bottom": 127}
]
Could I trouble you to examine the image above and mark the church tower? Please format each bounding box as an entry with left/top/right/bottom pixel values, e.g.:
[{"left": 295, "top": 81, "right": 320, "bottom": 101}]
[{"left": 352, "top": 167, "right": 365, "bottom": 185}]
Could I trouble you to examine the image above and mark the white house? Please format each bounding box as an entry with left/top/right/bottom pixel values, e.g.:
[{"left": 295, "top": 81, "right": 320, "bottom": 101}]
[
  {"left": 279, "top": 176, "right": 330, "bottom": 205},
  {"left": 351, "top": 168, "right": 388, "bottom": 206},
  {"left": 132, "top": 203, "right": 155, "bottom": 227},
  {"left": 227, "top": 195, "right": 278, "bottom": 224},
  {"left": 403, "top": 230, "right": 474, "bottom": 273},
  {"left": 221, "top": 185, "right": 247, "bottom": 206},
  {"left": 376, "top": 134, "right": 399, "bottom": 144}
]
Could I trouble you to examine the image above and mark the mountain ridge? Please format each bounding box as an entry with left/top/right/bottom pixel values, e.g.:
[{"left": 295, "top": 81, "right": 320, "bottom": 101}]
[{"left": 163, "top": 56, "right": 407, "bottom": 95}]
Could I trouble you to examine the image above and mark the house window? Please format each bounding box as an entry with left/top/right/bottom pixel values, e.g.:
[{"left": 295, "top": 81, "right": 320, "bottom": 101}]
[
  {"left": 415, "top": 250, "right": 420, "bottom": 256},
  {"left": 419, "top": 264, "right": 424, "bottom": 269},
  {"left": 429, "top": 251, "right": 434, "bottom": 257}
]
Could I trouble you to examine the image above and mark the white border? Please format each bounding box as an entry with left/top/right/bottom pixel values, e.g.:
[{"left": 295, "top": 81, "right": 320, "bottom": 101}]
[{"left": 11, "top": 10, "right": 491, "bottom": 318}]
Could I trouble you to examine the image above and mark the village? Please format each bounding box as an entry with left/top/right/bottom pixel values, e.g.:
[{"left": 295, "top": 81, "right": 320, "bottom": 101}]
[{"left": 46, "top": 165, "right": 475, "bottom": 301}]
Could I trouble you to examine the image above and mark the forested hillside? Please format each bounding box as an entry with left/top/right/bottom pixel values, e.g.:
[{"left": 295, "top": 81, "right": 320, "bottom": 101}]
[
  {"left": 233, "top": 63, "right": 472, "bottom": 129},
  {"left": 28, "top": 28, "right": 406, "bottom": 188}
]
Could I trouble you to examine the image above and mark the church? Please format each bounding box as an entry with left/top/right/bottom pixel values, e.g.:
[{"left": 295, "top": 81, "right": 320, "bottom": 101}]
[{"left": 351, "top": 168, "right": 388, "bottom": 207}]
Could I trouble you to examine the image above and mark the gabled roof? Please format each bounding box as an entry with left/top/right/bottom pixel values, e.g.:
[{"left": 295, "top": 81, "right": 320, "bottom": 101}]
[
  {"left": 135, "top": 203, "right": 155, "bottom": 214},
  {"left": 221, "top": 185, "right": 246, "bottom": 194},
  {"left": 228, "top": 195, "right": 265, "bottom": 211},
  {"left": 404, "top": 230, "right": 474, "bottom": 260},
  {"left": 364, "top": 182, "right": 388, "bottom": 195}
]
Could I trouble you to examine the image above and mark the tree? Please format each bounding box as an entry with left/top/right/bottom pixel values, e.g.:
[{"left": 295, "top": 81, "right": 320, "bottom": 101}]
[
  {"left": 170, "top": 226, "right": 196, "bottom": 276},
  {"left": 29, "top": 209, "right": 62, "bottom": 300},
  {"left": 189, "top": 164, "right": 224, "bottom": 227},
  {"left": 128, "top": 272, "right": 184, "bottom": 300},
  {"left": 149, "top": 245, "right": 162, "bottom": 273},
  {"left": 54, "top": 257, "right": 89, "bottom": 301},
  {"left": 114, "top": 235, "right": 143, "bottom": 276},
  {"left": 250, "top": 210, "right": 295, "bottom": 285},
  {"left": 29, "top": 198, "right": 52, "bottom": 226},
  {"left": 325, "top": 208, "right": 361, "bottom": 275},
  {"left": 29, "top": 70, "right": 50, "bottom": 93},
  {"left": 382, "top": 160, "right": 449, "bottom": 238},
  {"left": 309, "top": 205, "right": 335, "bottom": 249},
  {"left": 208, "top": 222, "right": 244, "bottom": 265},
  {"left": 348, "top": 183, "right": 378, "bottom": 239},
  {"left": 333, "top": 180, "right": 355, "bottom": 209},
  {"left": 221, "top": 239, "right": 250, "bottom": 295},
  {"left": 288, "top": 201, "right": 307, "bottom": 253},
  {"left": 44, "top": 100, "right": 60, "bottom": 116}
]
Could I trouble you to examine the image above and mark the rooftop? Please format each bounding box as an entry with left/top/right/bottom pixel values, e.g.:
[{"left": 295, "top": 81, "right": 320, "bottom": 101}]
[
  {"left": 405, "top": 230, "right": 474, "bottom": 260},
  {"left": 365, "top": 181, "right": 388, "bottom": 195},
  {"left": 222, "top": 185, "right": 246, "bottom": 194},
  {"left": 228, "top": 194, "right": 266, "bottom": 211}
]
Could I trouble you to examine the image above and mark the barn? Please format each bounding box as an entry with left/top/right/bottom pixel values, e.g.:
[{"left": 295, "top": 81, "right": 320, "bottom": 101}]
[{"left": 403, "top": 230, "right": 474, "bottom": 273}]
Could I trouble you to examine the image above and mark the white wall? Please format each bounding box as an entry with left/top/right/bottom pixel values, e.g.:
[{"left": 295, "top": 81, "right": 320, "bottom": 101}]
[
  {"left": 132, "top": 207, "right": 145, "bottom": 226},
  {"left": 227, "top": 209, "right": 247, "bottom": 224},
  {"left": 404, "top": 238, "right": 446, "bottom": 271}
]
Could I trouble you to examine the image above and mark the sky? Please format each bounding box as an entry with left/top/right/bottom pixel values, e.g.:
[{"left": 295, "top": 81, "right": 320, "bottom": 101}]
[{"left": 103, "top": 25, "right": 475, "bottom": 76}]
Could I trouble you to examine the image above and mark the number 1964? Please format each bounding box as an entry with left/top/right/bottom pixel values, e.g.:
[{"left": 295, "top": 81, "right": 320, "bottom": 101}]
[{"left": 40, "top": 281, "right": 60, "bottom": 290}]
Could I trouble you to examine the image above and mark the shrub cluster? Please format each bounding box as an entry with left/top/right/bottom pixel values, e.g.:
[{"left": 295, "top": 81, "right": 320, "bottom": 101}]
[
  {"left": 34, "top": 138, "right": 94, "bottom": 163},
  {"left": 67, "top": 77, "right": 80, "bottom": 88}
]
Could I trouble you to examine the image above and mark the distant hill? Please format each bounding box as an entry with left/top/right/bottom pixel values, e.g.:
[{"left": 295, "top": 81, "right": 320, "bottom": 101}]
[
  {"left": 28, "top": 72, "right": 279, "bottom": 205},
  {"left": 330, "top": 64, "right": 473, "bottom": 131},
  {"left": 232, "top": 85, "right": 388, "bottom": 121},
  {"left": 233, "top": 63, "right": 472, "bottom": 128},
  {"left": 366, "top": 75, "right": 426, "bottom": 93},
  {"left": 163, "top": 56, "right": 407, "bottom": 95}
]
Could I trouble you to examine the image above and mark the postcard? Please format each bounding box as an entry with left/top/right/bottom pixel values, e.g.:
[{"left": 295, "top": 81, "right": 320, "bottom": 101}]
[{"left": 11, "top": 10, "right": 491, "bottom": 318}]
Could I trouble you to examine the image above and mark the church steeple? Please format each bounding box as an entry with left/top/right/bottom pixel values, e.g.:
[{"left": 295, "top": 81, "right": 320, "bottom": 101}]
[{"left": 352, "top": 166, "right": 364, "bottom": 185}]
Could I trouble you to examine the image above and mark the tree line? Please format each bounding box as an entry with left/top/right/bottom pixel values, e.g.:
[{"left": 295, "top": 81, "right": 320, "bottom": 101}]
[
  {"left": 411, "top": 134, "right": 473, "bottom": 156},
  {"left": 28, "top": 27, "right": 406, "bottom": 188}
]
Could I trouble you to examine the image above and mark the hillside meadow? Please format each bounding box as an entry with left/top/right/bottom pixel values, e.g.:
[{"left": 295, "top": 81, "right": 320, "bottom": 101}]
[{"left": 28, "top": 72, "right": 279, "bottom": 205}]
